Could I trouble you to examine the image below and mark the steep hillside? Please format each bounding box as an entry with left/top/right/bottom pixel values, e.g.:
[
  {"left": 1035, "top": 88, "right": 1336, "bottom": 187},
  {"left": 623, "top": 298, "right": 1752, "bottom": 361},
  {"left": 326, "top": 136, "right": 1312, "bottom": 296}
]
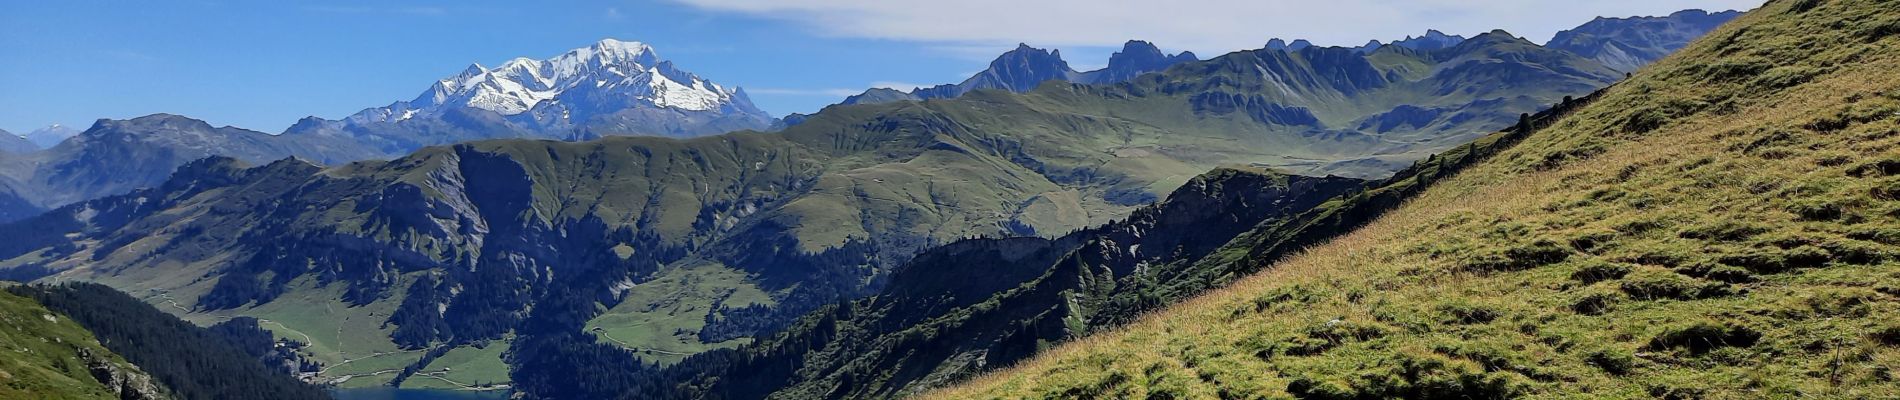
[
  {"left": 9, "top": 283, "right": 331, "bottom": 400},
  {"left": 0, "top": 29, "right": 1615, "bottom": 390},
  {"left": 0, "top": 286, "right": 167, "bottom": 400},
  {"left": 936, "top": 0, "right": 1900, "bottom": 397},
  {"left": 643, "top": 167, "right": 1365, "bottom": 399}
]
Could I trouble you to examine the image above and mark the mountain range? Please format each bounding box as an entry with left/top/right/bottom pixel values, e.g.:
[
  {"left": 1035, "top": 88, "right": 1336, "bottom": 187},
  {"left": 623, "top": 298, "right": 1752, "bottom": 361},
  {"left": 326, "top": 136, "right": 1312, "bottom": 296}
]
[
  {"left": 1549, "top": 9, "right": 1744, "bottom": 72},
  {"left": 0, "top": 8, "right": 1756, "bottom": 396},
  {"left": 0, "top": 40, "right": 773, "bottom": 222},
  {"left": 840, "top": 40, "right": 1200, "bottom": 106},
  {"left": 0, "top": 10, "right": 1739, "bottom": 226},
  {"left": 291, "top": 39, "right": 775, "bottom": 147}
]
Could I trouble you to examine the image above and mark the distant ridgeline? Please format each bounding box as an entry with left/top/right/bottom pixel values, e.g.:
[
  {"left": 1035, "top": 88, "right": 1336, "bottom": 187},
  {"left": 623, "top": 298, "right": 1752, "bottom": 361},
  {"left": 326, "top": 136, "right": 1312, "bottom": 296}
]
[{"left": 0, "top": 9, "right": 1740, "bottom": 396}]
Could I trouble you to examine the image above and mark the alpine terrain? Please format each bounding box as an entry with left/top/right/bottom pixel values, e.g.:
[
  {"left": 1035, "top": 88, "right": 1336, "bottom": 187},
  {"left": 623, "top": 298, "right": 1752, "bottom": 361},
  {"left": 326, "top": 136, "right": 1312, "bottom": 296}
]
[
  {"left": 938, "top": 0, "right": 1900, "bottom": 397},
  {"left": 0, "top": 5, "right": 1768, "bottom": 399}
]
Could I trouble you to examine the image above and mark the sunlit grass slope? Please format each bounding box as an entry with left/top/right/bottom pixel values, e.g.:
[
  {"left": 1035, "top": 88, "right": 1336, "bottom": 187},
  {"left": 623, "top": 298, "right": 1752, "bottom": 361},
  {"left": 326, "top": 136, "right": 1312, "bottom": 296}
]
[
  {"left": 0, "top": 289, "right": 153, "bottom": 399},
  {"left": 934, "top": 0, "right": 1900, "bottom": 397}
]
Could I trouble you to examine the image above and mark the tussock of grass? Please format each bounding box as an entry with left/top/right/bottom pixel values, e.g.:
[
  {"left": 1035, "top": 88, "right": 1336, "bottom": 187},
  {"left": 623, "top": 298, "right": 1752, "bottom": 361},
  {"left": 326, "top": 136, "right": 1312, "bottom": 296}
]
[{"left": 929, "top": 0, "right": 1900, "bottom": 398}]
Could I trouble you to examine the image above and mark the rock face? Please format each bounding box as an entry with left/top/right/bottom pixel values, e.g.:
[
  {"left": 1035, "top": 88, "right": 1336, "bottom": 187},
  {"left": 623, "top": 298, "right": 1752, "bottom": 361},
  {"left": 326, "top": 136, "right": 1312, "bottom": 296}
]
[
  {"left": 78, "top": 347, "right": 169, "bottom": 400},
  {"left": 1547, "top": 9, "right": 1745, "bottom": 72},
  {"left": 0, "top": 290, "right": 171, "bottom": 400}
]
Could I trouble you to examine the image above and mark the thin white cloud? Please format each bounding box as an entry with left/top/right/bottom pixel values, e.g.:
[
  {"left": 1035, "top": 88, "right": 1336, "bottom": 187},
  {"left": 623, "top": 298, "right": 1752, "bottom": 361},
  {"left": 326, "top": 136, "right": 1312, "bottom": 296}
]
[
  {"left": 748, "top": 87, "right": 865, "bottom": 97},
  {"left": 667, "top": 0, "right": 1764, "bottom": 55}
]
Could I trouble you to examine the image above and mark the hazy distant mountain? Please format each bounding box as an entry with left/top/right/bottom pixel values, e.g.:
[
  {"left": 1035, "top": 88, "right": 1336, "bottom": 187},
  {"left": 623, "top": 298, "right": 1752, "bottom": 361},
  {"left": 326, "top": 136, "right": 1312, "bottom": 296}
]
[
  {"left": 1547, "top": 9, "right": 1744, "bottom": 72},
  {"left": 22, "top": 124, "right": 79, "bottom": 149},
  {"left": 1390, "top": 29, "right": 1469, "bottom": 51},
  {"left": 0, "top": 130, "right": 34, "bottom": 154},
  {"left": 842, "top": 40, "right": 1199, "bottom": 106},
  {"left": 0, "top": 115, "right": 380, "bottom": 213}
]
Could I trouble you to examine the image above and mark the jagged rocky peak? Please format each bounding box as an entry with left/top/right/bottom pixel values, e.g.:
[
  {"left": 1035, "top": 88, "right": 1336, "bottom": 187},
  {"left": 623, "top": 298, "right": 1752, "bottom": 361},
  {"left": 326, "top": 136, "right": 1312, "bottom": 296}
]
[
  {"left": 971, "top": 43, "right": 1081, "bottom": 92},
  {"left": 1265, "top": 38, "right": 1316, "bottom": 51},
  {"left": 847, "top": 40, "right": 1199, "bottom": 105},
  {"left": 1085, "top": 40, "right": 1200, "bottom": 83},
  {"left": 1389, "top": 29, "right": 1468, "bottom": 51}
]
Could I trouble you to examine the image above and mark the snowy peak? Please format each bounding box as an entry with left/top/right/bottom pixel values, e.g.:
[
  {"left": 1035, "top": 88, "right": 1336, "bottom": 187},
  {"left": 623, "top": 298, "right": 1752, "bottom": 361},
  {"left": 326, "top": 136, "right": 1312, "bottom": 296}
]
[
  {"left": 340, "top": 37, "right": 769, "bottom": 138},
  {"left": 405, "top": 38, "right": 737, "bottom": 116},
  {"left": 319, "top": 38, "right": 774, "bottom": 139},
  {"left": 23, "top": 124, "right": 81, "bottom": 149}
]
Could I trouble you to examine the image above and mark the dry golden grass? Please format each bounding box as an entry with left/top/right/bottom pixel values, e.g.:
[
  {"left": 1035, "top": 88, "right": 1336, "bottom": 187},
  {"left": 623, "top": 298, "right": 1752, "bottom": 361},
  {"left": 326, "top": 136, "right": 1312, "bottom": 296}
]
[{"left": 929, "top": 0, "right": 1900, "bottom": 398}]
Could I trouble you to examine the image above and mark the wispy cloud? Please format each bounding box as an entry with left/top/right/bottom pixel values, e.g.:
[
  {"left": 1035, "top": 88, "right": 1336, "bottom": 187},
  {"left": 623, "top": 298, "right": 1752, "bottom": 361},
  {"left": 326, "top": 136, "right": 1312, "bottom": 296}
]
[
  {"left": 747, "top": 87, "right": 864, "bottom": 97},
  {"left": 665, "top": 0, "right": 1763, "bottom": 55},
  {"left": 605, "top": 7, "right": 625, "bottom": 20}
]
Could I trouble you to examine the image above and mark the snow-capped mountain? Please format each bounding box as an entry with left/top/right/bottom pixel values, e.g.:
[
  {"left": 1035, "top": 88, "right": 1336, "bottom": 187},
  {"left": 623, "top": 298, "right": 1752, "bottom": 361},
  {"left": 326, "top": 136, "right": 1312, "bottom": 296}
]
[
  {"left": 24, "top": 124, "right": 80, "bottom": 149},
  {"left": 334, "top": 39, "right": 772, "bottom": 139}
]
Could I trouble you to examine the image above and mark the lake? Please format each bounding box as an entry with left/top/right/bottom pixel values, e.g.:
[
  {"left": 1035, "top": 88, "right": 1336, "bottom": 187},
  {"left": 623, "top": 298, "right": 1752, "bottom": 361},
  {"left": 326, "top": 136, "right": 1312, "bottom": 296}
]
[{"left": 331, "top": 388, "right": 510, "bottom": 400}]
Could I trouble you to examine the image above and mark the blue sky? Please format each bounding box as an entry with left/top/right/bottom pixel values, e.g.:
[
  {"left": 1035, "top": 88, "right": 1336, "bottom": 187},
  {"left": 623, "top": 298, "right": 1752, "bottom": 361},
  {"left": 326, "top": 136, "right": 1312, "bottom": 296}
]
[{"left": 0, "top": 0, "right": 1761, "bottom": 135}]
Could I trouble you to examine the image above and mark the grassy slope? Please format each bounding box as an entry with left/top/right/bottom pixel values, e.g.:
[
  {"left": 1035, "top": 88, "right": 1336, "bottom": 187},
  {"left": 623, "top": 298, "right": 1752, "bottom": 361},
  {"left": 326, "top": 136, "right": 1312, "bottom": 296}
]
[
  {"left": 0, "top": 289, "right": 148, "bottom": 399},
  {"left": 584, "top": 262, "right": 773, "bottom": 365},
  {"left": 934, "top": 0, "right": 1900, "bottom": 398},
  {"left": 402, "top": 340, "right": 512, "bottom": 390}
]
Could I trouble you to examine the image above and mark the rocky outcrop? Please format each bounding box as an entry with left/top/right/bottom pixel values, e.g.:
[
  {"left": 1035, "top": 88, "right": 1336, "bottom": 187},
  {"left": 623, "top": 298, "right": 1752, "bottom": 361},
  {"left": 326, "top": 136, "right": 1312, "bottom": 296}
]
[{"left": 78, "top": 346, "right": 170, "bottom": 400}]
